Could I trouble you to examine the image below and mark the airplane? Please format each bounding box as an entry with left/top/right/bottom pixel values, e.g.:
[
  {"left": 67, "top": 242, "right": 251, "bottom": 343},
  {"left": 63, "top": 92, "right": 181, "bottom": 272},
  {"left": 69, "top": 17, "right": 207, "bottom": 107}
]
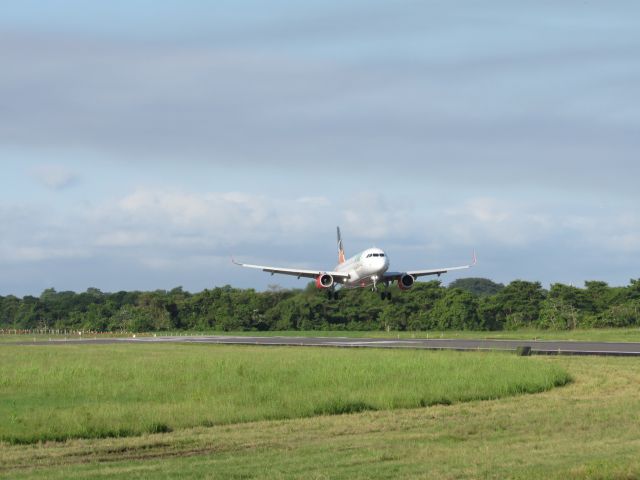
[{"left": 232, "top": 227, "right": 476, "bottom": 299}]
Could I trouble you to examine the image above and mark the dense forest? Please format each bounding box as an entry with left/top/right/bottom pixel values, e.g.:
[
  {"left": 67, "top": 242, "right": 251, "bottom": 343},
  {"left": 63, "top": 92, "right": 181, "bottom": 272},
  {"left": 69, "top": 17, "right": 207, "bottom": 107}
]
[{"left": 1, "top": 278, "right": 640, "bottom": 333}]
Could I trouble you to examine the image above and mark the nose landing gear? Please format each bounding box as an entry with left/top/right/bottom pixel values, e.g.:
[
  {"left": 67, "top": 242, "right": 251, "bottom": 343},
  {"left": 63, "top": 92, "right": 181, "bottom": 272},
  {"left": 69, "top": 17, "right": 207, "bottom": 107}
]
[{"left": 371, "top": 275, "right": 379, "bottom": 292}]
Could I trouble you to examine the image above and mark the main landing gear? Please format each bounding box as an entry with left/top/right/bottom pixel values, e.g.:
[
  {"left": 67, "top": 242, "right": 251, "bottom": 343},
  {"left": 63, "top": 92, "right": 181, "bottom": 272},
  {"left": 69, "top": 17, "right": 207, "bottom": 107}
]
[
  {"left": 374, "top": 279, "right": 392, "bottom": 300},
  {"left": 327, "top": 289, "right": 339, "bottom": 300}
]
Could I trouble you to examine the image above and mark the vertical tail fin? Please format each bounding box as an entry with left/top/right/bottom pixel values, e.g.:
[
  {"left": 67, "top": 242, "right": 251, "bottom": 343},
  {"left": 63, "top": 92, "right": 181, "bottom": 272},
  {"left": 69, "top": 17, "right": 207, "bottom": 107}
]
[{"left": 337, "top": 226, "right": 346, "bottom": 264}]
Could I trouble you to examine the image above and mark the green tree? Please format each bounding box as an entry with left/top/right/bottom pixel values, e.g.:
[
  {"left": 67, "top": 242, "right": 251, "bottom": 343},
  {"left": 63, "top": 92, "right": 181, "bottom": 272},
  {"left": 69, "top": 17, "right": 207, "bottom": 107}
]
[
  {"left": 0, "top": 295, "right": 20, "bottom": 328},
  {"left": 110, "top": 305, "right": 156, "bottom": 332},
  {"left": 428, "top": 289, "right": 480, "bottom": 330},
  {"left": 596, "top": 301, "right": 640, "bottom": 327},
  {"left": 538, "top": 297, "right": 579, "bottom": 330},
  {"left": 448, "top": 278, "right": 504, "bottom": 297},
  {"left": 494, "top": 280, "right": 546, "bottom": 329},
  {"left": 627, "top": 279, "right": 640, "bottom": 301}
]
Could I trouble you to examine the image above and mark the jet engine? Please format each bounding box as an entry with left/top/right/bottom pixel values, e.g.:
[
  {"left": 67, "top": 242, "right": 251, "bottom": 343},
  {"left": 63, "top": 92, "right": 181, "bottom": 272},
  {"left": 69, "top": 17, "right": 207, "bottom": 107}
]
[
  {"left": 315, "top": 273, "right": 334, "bottom": 289},
  {"left": 398, "top": 274, "right": 415, "bottom": 290}
]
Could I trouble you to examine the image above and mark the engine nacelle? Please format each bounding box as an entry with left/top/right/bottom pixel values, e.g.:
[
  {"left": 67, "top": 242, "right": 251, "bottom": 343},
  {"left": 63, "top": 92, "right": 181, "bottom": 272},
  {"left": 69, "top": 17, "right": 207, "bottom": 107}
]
[
  {"left": 315, "top": 273, "right": 334, "bottom": 289},
  {"left": 398, "top": 274, "right": 415, "bottom": 290}
]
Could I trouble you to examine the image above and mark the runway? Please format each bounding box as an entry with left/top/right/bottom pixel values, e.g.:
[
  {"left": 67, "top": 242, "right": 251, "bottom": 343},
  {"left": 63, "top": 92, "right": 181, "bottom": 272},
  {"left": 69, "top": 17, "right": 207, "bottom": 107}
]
[{"left": 12, "top": 334, "right": 640, "bottom": 356}]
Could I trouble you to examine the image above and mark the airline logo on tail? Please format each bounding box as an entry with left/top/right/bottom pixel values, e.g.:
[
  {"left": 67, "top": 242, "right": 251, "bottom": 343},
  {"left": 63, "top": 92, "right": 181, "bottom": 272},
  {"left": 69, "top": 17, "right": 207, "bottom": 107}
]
[{"left": 337, "top": 226, "right": 346, "bottom": 264}]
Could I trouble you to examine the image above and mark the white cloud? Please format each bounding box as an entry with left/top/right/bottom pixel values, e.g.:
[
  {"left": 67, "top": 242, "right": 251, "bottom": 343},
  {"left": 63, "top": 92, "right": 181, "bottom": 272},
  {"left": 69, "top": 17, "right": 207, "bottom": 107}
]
[
  {"left": 0, "top": 204, "right": 90, "bottom": 264},
  {"left": 563, "top": 213, "right": 640, "bottom": 253},
  {"left": 138, "top": 254, "right": 229, "bottom": 272},
  {"left": 296, "top": 196, "right": 331, "bottom": 207},
  {"left": 607, "top": 233, "right": 640, "bottom": 252},
  {"left": 29, "top": 164, "right": 78, "bottom": 190},
  {"left": 342, "top": 192, "right": 411, "bottom": 240},
  {"left": 113, "top": 189, "right": 275, "bottom": 239},
  {"left": 443, "top": 197, "right": 553, "bottom": 247},
  {"left": 86, "top": 187, "right": 336, "bottom": 255},
  {"left": 0, "top": 245, "right": 90, "bottom": 263},
  {"left": 462, "top": 197, "right": 511, "bottom": 223},
  {"left": 3, "top": 30, "right": 639, "bottom": 197},
  {"left": 2, "top": 188, "right": 640, "bottom": 294},
  {"left": 94, "top": 231, "right": 151, "bottom": 248}
]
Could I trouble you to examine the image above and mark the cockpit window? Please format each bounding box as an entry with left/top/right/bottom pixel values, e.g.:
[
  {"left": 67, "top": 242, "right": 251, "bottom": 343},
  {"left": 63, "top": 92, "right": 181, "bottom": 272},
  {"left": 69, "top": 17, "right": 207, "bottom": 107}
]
[{"left": 380, "top": 253, "right": 385, "bottom": 257}]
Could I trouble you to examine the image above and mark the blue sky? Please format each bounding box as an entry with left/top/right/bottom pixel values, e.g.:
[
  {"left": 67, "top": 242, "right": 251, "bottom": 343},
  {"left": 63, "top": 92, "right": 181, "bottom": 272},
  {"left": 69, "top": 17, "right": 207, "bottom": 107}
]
[{"left": 1, "top": 1, "right": 639, "bottom": 296}]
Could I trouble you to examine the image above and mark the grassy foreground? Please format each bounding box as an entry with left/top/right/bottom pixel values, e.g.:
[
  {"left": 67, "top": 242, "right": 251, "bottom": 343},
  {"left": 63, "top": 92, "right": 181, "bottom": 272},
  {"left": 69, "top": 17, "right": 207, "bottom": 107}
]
[
  {"left": 0, "top": 355, "right": 638, "bottom": 479},
  {"left": 3, "top": 327, "right": 640, "bottom": 344},
  {"left": 199, "top": 328, "right": 640, "bottom": 342},
  {"left": 0, "top": 345, "right": 568, "bottom": 445}
]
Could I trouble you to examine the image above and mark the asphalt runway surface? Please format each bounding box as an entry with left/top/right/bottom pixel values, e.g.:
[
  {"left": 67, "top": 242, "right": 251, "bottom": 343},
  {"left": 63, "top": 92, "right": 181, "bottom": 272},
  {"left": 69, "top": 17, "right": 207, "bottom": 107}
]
[{"left": 11, "top": 335, "right": 640, "bottom": 356}]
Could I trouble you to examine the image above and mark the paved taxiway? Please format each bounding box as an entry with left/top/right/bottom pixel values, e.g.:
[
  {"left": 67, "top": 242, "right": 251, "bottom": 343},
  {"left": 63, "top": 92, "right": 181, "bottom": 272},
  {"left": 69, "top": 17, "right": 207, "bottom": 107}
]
[{"left": 12, "top": 335, "right": 640, "bottom": 356}]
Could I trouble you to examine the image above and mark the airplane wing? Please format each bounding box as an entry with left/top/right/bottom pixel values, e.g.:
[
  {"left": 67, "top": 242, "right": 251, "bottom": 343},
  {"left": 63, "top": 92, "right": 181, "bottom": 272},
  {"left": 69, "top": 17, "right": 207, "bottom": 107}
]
[
  {"left": 383, "top": 251, "right": 477, "bottom": 281},
  {"left": 232, "top": 258, "right": 350, "bottom": 280}
]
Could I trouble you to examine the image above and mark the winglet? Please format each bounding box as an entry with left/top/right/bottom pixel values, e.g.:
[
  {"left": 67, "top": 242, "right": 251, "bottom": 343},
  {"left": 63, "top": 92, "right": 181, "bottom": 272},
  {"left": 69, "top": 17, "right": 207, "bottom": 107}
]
[
  {"left": 471, "top": 249, "right": 477, "bottom": 266},
  {"left": 337, "top": 226, "right": 346, "bottom": 264},
  {"left": 231, "top": 256, "right": 242, "bottom": 266}
]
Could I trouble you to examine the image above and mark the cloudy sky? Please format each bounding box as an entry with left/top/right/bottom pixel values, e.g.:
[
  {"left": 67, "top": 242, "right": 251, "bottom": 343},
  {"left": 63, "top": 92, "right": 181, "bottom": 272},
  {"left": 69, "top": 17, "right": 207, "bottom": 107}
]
[{"left": 1, "top": 1, "right": 639, "bottom": 296}]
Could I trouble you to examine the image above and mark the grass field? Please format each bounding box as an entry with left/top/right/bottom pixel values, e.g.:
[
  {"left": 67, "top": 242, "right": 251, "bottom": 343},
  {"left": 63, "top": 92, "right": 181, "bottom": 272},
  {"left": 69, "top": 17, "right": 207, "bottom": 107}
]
[
  {"left": 3, "top": 327, "right": 640, "bottom": 344},
  {"left": 204, "top": 328, "right": 640, "bottom": 342},
  {"left": 0, "top": 350, "right": 638, "bottom": 479},
  {"left": 0, "top": 345, "right": 568, "bottom": 445}
]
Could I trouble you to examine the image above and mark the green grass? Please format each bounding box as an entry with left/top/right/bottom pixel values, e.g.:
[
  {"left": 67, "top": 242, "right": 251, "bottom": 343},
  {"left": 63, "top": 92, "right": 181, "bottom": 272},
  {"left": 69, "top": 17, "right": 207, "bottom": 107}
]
[
  {"left": 4, "top": 327, "right": 640, "bottom": 344},
  {"left": 0, "top": 332, "right": 136, "bottom": 343},
  {"left": 0, "top": 345, "right": 568, "bottom": 445},
  {"left": 204, "top": 328, "right": 640, "bottom": 342},
  {"left": 0, "top": 355, "right": 638, "bottom": 479}
]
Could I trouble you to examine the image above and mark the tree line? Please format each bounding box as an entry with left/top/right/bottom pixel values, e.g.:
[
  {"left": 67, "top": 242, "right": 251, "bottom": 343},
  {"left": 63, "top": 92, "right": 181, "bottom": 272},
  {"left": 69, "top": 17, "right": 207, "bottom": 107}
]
[{"left": 1, "top": 278, "right": 640, "bottom": 333}]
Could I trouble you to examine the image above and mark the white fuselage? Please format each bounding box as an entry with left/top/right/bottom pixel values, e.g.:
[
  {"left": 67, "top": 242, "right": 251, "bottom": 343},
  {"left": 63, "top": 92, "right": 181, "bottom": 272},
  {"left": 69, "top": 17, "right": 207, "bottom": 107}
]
[{"left": 334, "top": 248, "right": 389, "bottom": 288}]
